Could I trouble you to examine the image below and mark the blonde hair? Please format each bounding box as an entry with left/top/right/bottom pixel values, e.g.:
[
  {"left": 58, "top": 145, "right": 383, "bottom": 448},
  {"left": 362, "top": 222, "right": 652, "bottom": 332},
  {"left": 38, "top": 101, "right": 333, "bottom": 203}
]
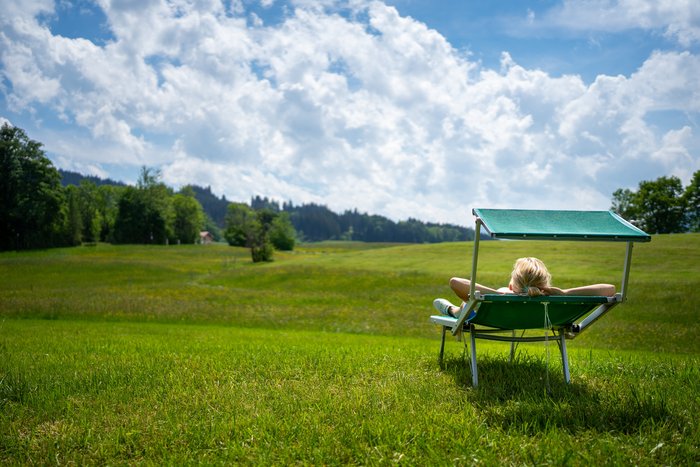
[{"left": 510, "top": 257, "right": 551, "bottom": 297}]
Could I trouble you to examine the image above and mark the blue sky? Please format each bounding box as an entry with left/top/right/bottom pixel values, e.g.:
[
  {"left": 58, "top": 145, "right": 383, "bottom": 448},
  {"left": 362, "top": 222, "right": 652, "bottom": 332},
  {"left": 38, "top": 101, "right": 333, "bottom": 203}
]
[
  {"left": 384, "top": 0, "right": 670, "bottom": 80},
  {"left": 1, "top": 0, "right": 699, "bottom": 225}
]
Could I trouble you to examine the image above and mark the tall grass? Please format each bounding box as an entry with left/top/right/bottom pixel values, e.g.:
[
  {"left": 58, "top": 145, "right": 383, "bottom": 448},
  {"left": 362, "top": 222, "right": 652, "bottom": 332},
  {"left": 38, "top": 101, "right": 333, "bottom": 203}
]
[{"left": 1, "top": 235, "right": 699, "bottom": 463}]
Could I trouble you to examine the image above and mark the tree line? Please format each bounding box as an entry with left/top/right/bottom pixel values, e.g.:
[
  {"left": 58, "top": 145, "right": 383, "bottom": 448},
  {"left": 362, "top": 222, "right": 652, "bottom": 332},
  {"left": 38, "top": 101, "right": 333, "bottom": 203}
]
[
  {"left": 611, "top": 171, "right": 700, "bottom": 234},
  {"left": 1, "top": 123, "right": 470, "bottom": 261}
]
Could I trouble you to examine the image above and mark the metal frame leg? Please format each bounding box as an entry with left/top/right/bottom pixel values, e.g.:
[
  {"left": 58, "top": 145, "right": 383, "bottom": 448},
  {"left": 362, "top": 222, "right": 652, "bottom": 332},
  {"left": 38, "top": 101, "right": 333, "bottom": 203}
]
[
  {"left": 439, "top": 326, "right": 447, "bottom": 363},
  {"left": 559, "top": 332, "right": 571, "bottom": 384},
  {"left": 509, "top": 330, "right": 516, "bottom": 363},
  {"left": 470, "top": 328, "right": 479, "bottom": 387}
]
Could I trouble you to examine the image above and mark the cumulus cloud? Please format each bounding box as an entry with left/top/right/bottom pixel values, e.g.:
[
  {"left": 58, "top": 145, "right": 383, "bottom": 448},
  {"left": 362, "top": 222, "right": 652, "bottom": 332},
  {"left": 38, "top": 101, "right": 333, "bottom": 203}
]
[
  {"left": 0, "top": 0, "right": 699, "bottom": 225},
  {"left": 542, "top": 0, "right": 700, "bottom": 46},
  {"left": 540, "top": 0, "right": 700, "bottom": 47}
]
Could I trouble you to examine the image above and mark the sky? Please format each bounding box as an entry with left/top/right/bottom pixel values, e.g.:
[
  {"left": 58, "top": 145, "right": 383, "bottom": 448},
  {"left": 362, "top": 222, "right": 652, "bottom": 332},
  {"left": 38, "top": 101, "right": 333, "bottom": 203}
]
[{"left": 1, "top": 0, "right": 699, "bottom": 226}]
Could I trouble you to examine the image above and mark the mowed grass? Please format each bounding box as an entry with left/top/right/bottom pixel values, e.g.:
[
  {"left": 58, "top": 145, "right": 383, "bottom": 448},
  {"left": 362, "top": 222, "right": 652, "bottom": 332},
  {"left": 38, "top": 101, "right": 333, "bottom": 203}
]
[
  {"left": 2, "top": 321, "right": 699, "bottom": 465},
  {"left": 1, "top": 235, "right": 699, "bottom": 464}
]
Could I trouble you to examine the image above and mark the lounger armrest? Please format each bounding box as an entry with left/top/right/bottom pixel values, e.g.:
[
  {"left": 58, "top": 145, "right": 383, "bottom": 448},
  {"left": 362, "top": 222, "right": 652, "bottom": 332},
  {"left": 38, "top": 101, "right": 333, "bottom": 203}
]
[
  {"left": 451, "top": 297, "right": 482, "bottom": 335},
  {"left": 429, "top": 315, "right": 458, "bottom": 327},
  {"left": 571, "top": 294, "right": 622, "bottom": 335}
]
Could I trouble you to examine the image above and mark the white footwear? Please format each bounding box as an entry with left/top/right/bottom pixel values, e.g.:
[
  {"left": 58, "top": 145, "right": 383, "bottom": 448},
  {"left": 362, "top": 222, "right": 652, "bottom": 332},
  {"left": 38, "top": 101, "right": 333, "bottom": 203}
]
[{"left": 433, "top": 298, "right": 457, "bottom": 318}]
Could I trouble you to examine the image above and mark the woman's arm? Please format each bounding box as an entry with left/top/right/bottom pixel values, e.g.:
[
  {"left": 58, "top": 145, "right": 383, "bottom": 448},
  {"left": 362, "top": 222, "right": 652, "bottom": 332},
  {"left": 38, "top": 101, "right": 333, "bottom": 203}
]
[
  {"left": 546, "top": 284, "right": 616, "bottom": 297},
  {"left": 449, "top": 277, "right": 503, "bottom": 301}
]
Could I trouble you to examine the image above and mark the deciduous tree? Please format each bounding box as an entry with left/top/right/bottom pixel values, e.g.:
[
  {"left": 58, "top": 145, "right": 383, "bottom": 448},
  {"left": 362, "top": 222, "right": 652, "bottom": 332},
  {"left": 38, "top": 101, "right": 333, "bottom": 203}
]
[
  {"left": 611, "top": 188, "right": 639, "bottom": 223},
  {"left": 65, "top": 185, "right": 83, "bottom": 246},
  {"left": 77, "top": 180, "right": 101, "bottom": 243},
  {"left": 224, "top": 203, "right": 276, "bottom": 262},
  {"left": 96, "top": 184, "right": 122, "bottom": 242},
  {"left": 113, "top": 167, "right": 173, "bottom": 244},
  {"left": 0, "top": 124, "right": 66, "bottom": 250},
  {"left": 684, "top": 170, "right": 700, "bottom": 232},
  {"left": 636, "top": 176, "right": 686, "bottom": 234},
  {"left": 173, "top": 187, "right": 204, "bottom": 244},
  {"left": 269, "top": 212, "right": 296, "bottom": 251},
  {"left": 224, "top": 202, "right": 258, "bottom": 247}
]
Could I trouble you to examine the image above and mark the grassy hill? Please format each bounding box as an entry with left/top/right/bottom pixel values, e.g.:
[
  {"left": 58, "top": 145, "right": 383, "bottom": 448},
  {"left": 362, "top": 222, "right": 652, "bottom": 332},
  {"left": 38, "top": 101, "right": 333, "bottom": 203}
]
[{"left": 1, "top": 236, "right": 699, "bottom": 463}]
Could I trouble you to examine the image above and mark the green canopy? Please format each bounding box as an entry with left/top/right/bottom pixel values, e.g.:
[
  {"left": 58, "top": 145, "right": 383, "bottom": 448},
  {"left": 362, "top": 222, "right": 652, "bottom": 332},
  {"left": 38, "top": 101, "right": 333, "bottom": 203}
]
[{"left": 472, "top": 208, "right": 650, "bottom": 242}]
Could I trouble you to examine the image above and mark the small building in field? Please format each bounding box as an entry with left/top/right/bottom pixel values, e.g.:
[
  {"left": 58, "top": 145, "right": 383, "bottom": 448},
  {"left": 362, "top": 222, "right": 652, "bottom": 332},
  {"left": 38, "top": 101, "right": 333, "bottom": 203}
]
[{"left": 199, "top": 231, "right": 214, "bottom": 244}]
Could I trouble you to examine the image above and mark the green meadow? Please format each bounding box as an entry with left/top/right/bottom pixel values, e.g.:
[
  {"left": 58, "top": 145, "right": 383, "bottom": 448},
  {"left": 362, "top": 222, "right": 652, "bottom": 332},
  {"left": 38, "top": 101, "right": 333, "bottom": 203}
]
[{"left": 1, "top": 236, "right": 699, "bottom": 464}]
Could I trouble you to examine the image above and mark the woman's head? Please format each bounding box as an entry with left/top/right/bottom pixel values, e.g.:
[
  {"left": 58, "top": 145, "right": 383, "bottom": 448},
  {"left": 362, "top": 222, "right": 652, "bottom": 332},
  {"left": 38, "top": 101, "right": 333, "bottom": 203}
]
[{"left": 509, "top": 257, "right": 551, "bottom": 297}]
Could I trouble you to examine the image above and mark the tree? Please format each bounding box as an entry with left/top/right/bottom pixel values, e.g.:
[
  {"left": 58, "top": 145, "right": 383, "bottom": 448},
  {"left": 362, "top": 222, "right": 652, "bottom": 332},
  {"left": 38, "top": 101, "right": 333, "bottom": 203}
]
[
  {"left": 251, "top": 209, "right": 276, "bottom": 262},
  {"left": 64, "top": 185, "right": 83, "bottom": 246},
  {"left": 684, "top": 170, "right": 700, "bottom": 232},
  {"left": 251, "top": 195, "right": 280, "bottom": 212},
  {"left": 112, "top": 167, "right": 173, "bottom": 244},
  {"left": 0, "top": 124, "right": 67, "bottom": 250},
  {"left": 224, "top": 203, "right": 258, "bottom": 247},
  {"left": 249, "top": 223, "right": 274, "bottom": 262},
  {"left": 611, "top": 175, "right": 695, "bottom": 234},
  {"left": 611, "top": 188, "right": 639, "bottom": 224},
  {"left": 172, "top": 187, "right": 205, "bottom": 244},
  {"left": 269, "top": 212, "right": 296, "bottom": 250},
  {"left": 635, "top": 176, "right": 686, "bottom": 234},
  {"left": 96, "top": 184, "right": 122, "bottom": 242},
  {"left": 140, "top": 169, "right": 174, "bottom": 244},
  {"left": 113, "top": 186, "right": 149, "bottom": 244},
  {"left": 137, "top": 166, "right": 160, "bottom": 189},
  {"left": 224, "top": 203, "right": 275, "bottom": 262},
  {"left": 77, "top": 180, "right": 101, "bottom": 243},
  {"left": 287, "top": 203, "right": 341, "bottom": 241}
]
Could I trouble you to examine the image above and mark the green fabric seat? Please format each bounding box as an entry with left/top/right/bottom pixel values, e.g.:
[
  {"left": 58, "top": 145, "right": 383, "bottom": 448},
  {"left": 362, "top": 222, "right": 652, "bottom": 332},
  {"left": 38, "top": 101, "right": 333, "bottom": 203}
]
[{"left": 468, "top": 294, "right": 610, "bottom": 329}]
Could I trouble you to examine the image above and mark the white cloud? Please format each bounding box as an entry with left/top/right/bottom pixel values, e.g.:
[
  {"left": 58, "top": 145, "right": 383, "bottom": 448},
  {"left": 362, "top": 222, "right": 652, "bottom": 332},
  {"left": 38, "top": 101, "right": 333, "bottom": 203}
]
[
  {"left": 557, "top": 51, "right": 700, "bottom": 172},
  {"left": 1, "top": 0, "right": 699, "bottom": 225},
  {"left": 652, "top": 126, "right": 695, "bottom": 179},
  {"left": 0, "top": 0, "right": 54, "bottom": 21},
  {"left": 544, "top": 0, "right": 700, "bottom": 46}
]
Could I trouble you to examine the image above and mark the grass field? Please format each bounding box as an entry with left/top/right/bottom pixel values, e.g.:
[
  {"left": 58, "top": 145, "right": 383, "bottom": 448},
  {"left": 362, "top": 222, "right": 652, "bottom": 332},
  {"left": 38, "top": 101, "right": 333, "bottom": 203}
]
[{"left": 1, "top": 235, "right": 699, "bottom": 464}]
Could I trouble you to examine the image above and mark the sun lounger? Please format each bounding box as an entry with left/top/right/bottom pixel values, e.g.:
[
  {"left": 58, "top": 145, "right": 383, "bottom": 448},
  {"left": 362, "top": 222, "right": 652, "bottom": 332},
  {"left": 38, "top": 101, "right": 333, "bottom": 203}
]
[{"left": 430, "top": 209, "right": 651, "bottom": 387}]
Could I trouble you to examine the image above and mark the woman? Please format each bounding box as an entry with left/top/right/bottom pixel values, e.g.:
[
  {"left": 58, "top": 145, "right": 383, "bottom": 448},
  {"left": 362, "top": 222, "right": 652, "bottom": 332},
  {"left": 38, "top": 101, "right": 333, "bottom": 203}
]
[{"left": 433, "top": 257, "right": 616, "bottom": 318}]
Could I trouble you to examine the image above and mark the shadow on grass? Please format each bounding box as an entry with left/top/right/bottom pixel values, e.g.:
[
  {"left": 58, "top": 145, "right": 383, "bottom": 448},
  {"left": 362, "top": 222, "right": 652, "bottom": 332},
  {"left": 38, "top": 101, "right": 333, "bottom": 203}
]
[{"left": 440, "top": 352, "right": 676, "bottom": 435}]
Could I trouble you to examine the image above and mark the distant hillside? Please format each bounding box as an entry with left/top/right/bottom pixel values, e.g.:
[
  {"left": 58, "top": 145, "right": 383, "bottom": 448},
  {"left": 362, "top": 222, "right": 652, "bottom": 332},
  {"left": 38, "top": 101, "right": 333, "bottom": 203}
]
[
  {"left": 59, "top": 169, "right": 126, "bottom": 188},
  {"left": 184, "top": 185, "right": 229, "bottom": 228},
  {"left": 251, "top": 196, "right": 474, "bottom": 243}
]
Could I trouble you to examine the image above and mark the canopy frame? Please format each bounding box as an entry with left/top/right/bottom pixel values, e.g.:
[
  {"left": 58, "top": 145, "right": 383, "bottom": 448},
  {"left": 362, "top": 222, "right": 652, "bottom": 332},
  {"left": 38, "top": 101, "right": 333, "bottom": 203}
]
[{"left": 468, "top": 208, "right": 650, "bottom": 307}]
